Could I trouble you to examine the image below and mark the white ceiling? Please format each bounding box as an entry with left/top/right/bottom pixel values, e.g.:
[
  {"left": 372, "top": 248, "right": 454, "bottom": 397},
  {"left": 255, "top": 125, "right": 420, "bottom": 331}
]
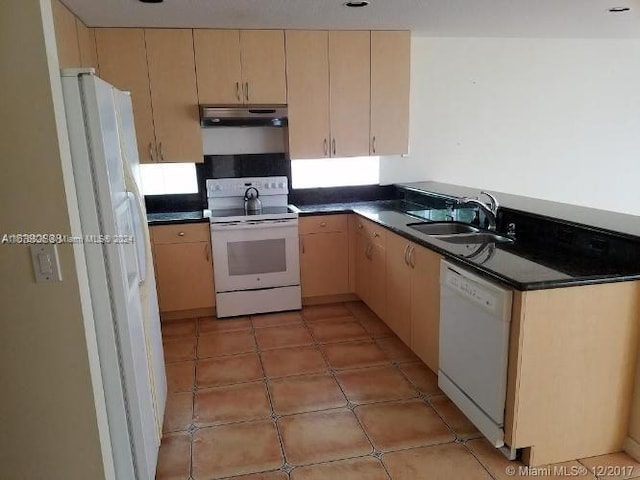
[{"left": 64, "top": 0, "right": 640, "bottom": 38}]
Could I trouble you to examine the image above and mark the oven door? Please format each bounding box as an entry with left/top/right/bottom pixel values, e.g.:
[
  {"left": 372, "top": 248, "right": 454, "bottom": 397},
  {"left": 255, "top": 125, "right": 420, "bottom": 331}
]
[{"left": 211, "top": 219, "right": 300, "bottom": 292}]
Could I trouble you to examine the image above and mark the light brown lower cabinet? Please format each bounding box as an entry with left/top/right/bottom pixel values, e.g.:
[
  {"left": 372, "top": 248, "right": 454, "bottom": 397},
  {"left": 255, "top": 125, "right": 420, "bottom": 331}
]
[
  {"left": 150, "top": 223, "right": 215, "bottom": 313},
  {"left": 505, "top": 281, "right": 640, "bottom": 466},
  {"left": 338, "top": 216, "right": 640, "bottom": 467},
  {"left": 409, "top": 244, "right": 441, "bottom": 372},
  {"left": 354, "top": 217, "right": 387, "bottom": 320},
  {"left": 385, "top": 231, "right": 441, "bottom": 370},
  {"left": 384, "top": 232, "right": 412, "bottom": 345},
  {"left": 299, "top": 215, "right": 350, "bottom": 298}
]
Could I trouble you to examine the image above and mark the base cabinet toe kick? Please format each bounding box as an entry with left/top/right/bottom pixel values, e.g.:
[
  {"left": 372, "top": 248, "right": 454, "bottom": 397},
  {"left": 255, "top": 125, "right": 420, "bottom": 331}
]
[{"left": 439, "top": 260, "right": 639, "bottom": 465}]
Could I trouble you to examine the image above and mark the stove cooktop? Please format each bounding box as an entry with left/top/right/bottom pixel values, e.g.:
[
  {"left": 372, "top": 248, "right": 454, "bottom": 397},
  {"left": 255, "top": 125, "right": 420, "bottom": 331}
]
[{"left": 209, "top": 206, "right": 298, "bottom": 223}]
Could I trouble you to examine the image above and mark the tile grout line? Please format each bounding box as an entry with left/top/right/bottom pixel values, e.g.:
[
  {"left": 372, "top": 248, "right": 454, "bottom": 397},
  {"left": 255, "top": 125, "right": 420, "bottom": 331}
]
[
  {"left": 461, "top": 441, "right": 500, "bottom": 480},
  {"left": 163, "top": 304, "right": 467, "bottom": 479},
  {"left": 300, "top": 307, "right": 397, "bottom": 479},
  {"left": 250, "top": 314, "right": 291, "bottom": 480}
]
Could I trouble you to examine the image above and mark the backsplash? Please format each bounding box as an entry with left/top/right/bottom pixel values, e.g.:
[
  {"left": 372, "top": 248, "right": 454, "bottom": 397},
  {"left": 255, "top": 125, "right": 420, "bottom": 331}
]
[
  {"left": 196, "top": 153, "right": 289, "bottom": 183},
  {"left": 145, "top": 154, "right": 289, "bottom": 213},
  {"left": 497, "top": 209, "right": 640, "bottom": 276},
  {"left": 290, "top": 184, "right": 398, "bottom": 205}
]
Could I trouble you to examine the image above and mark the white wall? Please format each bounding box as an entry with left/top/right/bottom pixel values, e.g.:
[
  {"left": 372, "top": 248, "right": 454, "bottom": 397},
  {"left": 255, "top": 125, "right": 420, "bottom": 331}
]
[{"left": 380, "top": 36, "right": 640, "bottom": 216}]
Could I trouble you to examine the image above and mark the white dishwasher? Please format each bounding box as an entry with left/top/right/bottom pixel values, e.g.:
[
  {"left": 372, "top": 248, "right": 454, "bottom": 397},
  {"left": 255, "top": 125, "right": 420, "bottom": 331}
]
[{"left": 438, "top": 260, "right": 513, "bottom": 450}]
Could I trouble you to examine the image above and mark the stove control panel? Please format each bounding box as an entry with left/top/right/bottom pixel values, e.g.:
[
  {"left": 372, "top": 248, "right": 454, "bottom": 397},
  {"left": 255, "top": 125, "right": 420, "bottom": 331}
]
[{"left": 207, "top": 176, "right": 289, "bottom": 198}]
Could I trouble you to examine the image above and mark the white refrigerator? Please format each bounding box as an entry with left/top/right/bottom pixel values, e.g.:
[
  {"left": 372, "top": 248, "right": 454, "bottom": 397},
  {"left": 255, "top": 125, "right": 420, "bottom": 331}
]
[{"left": 61, "top": 69, "right": 166, "bottom": 480}]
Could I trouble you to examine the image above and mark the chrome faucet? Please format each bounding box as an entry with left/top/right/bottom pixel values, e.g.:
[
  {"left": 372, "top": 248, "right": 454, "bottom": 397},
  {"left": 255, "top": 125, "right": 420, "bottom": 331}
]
[{"left": 457, "top": 191, "right": 499, "bottom": 231}]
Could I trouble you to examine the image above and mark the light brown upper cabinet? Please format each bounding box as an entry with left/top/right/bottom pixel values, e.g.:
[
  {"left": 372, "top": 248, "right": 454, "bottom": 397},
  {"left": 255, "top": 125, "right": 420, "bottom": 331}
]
[
  {"left": 96, "top": 28, "right": 203, "bottom": 163},
  {"left": 145, "top": 29, "right": 203, "bottom": 163},
  {"left": 286, "top": 30, "right": 410, "bottom": 159},
  {"left": 286, "top": 30, "right": 370, "bottom": 159},
  {"left": 329, "top": 31, "right": 371, "bottom": 158},
  {"left": 285, "top": 30, "right": 331, "bottom": 159},
  {"left": 370, "top": 31, "right": 411, "bottom": 155},
  {"left": 95, "top": 29, "right": 156, "bottom": 163},
  {"left": 51, "top": 0, "right": 81, "bottom": 68},
  {"left": 194, "top": 29, "right": 287, "bottom": 105}
]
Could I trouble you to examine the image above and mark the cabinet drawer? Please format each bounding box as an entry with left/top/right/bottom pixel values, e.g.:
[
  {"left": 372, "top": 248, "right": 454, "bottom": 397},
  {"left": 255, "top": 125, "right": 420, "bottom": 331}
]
[
  {"left": 150, "top": 223, "right": 210, "bottom": 244},
  {"left": 299, "top": 215, "right": 348, "bottom": 235},
  {"left": 355, "top": 216, "right": 386, "bottom": 247}
]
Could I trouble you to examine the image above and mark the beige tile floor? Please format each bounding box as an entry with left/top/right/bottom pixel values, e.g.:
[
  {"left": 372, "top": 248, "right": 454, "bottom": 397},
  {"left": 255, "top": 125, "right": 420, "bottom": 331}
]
[{"left": 158, "top": 301, "right": 640, "bottom": 480}]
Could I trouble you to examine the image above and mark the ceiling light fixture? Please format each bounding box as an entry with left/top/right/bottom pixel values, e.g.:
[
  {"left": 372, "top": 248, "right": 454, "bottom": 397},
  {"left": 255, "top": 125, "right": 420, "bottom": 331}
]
[
  {"left": 344, "top": 1, "right": 370, "bottom": 7},
  {"left": 138, "top": 0, "right": 164, "bottom": 3},
  {"left": 608, "top": 6, "right": 630, "bottom": 12}
]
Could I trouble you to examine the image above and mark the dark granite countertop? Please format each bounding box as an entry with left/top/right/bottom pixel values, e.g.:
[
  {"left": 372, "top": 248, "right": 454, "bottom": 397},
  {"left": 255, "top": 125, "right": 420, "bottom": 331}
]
[
  {"left": 399, "top": 181, "right": 640, "bottom": 240},
  {"left": 292, "top": 200, "right": 640, "bottom": 291},
  {"left": 291, "top": 200, "right": 413, "bottom": 216},
  {"left": 147, "top": 210, "right": 210, "bottom": 225}
]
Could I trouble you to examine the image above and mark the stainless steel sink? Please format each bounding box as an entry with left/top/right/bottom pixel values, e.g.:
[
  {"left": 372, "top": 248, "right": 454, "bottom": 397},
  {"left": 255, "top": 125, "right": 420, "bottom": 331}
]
[
  {"left": 435, "top": 233, "right": 514, "bottom": 245},
  {"left": 408, "top": 222, "right": 480, "bottom": 235}
]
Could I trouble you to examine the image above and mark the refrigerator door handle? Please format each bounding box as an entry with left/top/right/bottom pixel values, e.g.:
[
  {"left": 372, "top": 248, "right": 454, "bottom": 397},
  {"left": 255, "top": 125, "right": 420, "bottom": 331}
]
[{"left": 127, "top": 190, "right": 148, "bottom": 286}]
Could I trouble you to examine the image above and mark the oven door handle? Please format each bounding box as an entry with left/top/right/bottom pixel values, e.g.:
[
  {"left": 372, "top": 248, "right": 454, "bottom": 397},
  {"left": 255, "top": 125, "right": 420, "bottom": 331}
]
[{"left": 210, "top": 220, "right": 297, "bottom": 231}]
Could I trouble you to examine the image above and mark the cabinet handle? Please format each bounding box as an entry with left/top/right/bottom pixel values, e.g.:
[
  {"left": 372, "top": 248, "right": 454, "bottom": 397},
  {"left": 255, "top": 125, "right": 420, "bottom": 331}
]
[
  {"left": 178, "top": 231, "right": 185, "bottom": 237},
  {"left": 245, "top": 82, "right": 249, "bottom": 102},
  {"left": 332, "top": 138, "right": 336, "bottom": 156},
  {"left": 409, "top": 246, "right": 416, "bottom": 268},
  {"left": 403, "top": 245, "right": 410, "bottom": 266},
  {"left": 372, "top": 136, "right": 377, "bottom": 154},
  {"left": 204, "top": 244, "right": 210, "bottom": 263},
  {"left": 159, "top": 142, "right": 165, "bottom": 162},
  {"left": 235, "top": 82, "right": 241, "bottom": 102},
  {"left": 358, "top": 224, "right": 363, "bottom": 230},
  {"left": 323, "top": 138, "right": 328, "bottom": 156},
  {"left": 149, "top": 142, "right": 155, "bottom": 162},
  {"left": 301, "top": 238, "right": 305, "bottom": 254},
  {"left": 320, "top": 222, "right": 327, "bottom": 227}
]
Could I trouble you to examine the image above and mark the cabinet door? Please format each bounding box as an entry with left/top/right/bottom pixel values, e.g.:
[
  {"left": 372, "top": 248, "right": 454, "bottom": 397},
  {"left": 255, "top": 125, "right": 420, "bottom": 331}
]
[
  {"left": 145, "top": 29, "right": 203, "bottom": 163},
  {"left": 385, "top": 233, "right": 412, "bottom": 345},
  {"left": 355, "top": 232, "right": 370, "bottom": 305},
  {"left": 300, "top": 232, "right": 349, "bottom": 298},
  {"left": 368, "top": 242, "right": 387, "bottom": 321},
  {"left": 370, "top": 31, "right": 410, "bottom": 155},
  {"left": 193, "top": 29, "right": 243, "bottom": 105},
  {"left": 51, "top": 0, "right": 80, "bottom": 68},
  {"left": 410, "top": 245, "right": 441, "bottom": 372},
  {"left": 285, "top": 30, "right": 330, "bottom": 159},
  {"left": 328, "top": 31, "right": 370, "bottom": 157},
  {"left": 240, "top": 30, "right": 287, "bottom": 104},
  {"left": 154, "top": 241, "right": 215, "bottom": 312},
  {"left": 76, "top": 20, "right": 98, "bottom": 71},
  {"left": 95, "top": 28, "right": 156, "bottom": 163}
]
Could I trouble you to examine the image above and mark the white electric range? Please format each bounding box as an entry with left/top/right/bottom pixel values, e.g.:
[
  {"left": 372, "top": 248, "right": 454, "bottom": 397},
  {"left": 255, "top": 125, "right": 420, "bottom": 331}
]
[{"left": 206, "top": 176, "right": 301, "bottom": 317}]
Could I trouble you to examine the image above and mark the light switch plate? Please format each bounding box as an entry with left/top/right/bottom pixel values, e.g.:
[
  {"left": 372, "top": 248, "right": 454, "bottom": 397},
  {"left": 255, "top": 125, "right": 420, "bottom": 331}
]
[{"left": 30, "top": 244, "right": 62, "bottom": 283}]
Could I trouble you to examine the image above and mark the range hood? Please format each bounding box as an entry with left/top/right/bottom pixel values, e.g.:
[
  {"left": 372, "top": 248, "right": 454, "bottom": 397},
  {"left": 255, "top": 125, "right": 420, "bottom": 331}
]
[{"left": 200, "top": 105, "right": 288, "bottom": 127}]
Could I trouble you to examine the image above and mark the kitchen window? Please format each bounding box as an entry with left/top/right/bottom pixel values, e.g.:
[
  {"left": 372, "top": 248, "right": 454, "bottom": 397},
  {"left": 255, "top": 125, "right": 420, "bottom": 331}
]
[
  {"left": 291, "top": 156, "right": 380, "bottom": 189},
  {"left": 138, "top": 163, "right": 198, "bottom": 195}
]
